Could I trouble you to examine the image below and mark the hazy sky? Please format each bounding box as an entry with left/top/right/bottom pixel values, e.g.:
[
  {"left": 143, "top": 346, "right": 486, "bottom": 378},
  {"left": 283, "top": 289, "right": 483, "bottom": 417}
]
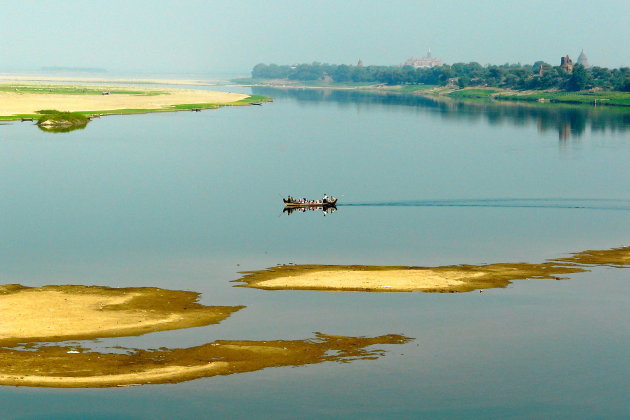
[{"left": 1, "top": 0, "right": 628, "bottom": 74}]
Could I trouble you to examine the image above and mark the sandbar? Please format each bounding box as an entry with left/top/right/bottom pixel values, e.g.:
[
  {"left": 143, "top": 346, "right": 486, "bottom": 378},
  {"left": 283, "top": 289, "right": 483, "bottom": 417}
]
[
  {"left": 553, "top": 246, "right": 630, "bottom": 267},
  {"left": 235, "top": 263, "right": 584, "bottom": 293},
  {"left": 0, "top": 87, "right": 248, "bottom": 116},
  {"left": 0, "top": 284, "right": 243, "bottom": 345},
  {"left": 0, "top": 333, "right": 411, "bottom": 388},
  {"left": 235, "top": 246, "right": 630, "bottom": 293}
]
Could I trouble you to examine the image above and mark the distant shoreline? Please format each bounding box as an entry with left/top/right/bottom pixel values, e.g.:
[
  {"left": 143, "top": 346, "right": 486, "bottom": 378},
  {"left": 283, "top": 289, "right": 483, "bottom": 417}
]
[{"left": 232, "top": 78, "right": 630, "bottom": 109}]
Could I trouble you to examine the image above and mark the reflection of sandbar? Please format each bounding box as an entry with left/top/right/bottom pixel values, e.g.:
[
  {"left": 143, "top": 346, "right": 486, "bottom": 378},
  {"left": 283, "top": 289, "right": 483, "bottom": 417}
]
[
  {"left": 0, "top": 285, "right": 243, "bottom": 345},
  {"left": 0, "top": 333, "right": 411, "bottom": 388}
]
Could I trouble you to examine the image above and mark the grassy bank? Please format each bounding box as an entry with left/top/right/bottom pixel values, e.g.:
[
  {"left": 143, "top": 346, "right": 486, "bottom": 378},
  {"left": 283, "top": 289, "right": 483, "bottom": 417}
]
[{"left": 493, "top": 90, "right": 630, "bottom": 107}]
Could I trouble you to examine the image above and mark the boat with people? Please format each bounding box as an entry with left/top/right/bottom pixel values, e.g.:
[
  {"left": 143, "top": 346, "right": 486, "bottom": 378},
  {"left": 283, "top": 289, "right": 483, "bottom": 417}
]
[{"left": 283, "top": 194, "right": 338, "bottom": 208}]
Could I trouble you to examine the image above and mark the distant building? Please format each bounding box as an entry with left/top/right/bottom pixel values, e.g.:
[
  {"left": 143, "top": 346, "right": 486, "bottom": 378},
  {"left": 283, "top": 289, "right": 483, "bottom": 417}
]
[
  {"left": 560, "top": 55, "right": 573, "bottom": 73},
  {"left": 576, "top": 50, "right": 590, "bottom": 68},
  {"left": 403, "top": 49, "right": 443, "bottom": 68}
]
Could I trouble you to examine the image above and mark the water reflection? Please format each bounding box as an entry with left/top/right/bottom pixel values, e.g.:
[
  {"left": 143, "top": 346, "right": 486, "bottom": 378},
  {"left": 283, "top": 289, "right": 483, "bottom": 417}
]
[
  {"left": 283, "top": 205, "right": 338, "bottom": 216},
  {"left": 252, "top": 87, "right": 630, "bottom": 143},
  {"left": 37, "top": 122, "right": 89, "bottom": 133}
]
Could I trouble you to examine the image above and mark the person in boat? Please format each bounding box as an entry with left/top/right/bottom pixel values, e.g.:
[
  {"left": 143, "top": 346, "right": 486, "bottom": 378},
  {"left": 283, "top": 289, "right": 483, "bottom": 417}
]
[{"left": 323, "top": 194, "right": 328, "bottom": 204}]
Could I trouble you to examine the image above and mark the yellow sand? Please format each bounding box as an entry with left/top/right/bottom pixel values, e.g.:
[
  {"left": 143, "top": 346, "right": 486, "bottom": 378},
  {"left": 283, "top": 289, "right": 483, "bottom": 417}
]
[
  {"left": 235, "top": 262, "right": 586, "bottom": 293},
  {"left": 0, "top": 88, "right": 248, "bottom": 115},
  {"left": 255, "top": 269, "right": 481, "bottom": 291},
  {"left": 0, "top": 285, "right": 243, "bottom": 344}
]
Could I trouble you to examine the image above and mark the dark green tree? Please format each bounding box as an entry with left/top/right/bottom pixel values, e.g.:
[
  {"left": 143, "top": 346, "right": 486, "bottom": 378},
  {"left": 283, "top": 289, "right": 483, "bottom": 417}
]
[{"left": 567, "top": 64, "right": 592, "bottom": 91}]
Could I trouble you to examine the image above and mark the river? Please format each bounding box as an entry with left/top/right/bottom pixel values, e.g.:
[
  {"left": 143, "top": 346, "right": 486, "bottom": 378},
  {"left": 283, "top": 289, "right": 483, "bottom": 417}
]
[{"left": 0, "top": 86, "right": 628, "bottom": 419}]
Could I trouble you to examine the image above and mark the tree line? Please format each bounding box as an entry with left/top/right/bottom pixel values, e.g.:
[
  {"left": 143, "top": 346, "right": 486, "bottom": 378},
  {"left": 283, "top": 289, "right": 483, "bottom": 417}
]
[{"left": 252, "top": 62, "right": 630, "bottom": 92}]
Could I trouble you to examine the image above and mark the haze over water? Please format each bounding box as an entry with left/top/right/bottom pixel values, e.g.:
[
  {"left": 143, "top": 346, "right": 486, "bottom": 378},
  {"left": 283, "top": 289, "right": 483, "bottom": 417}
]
[{"left": 1, "top": 87, "right": 629, "bottom": 419}]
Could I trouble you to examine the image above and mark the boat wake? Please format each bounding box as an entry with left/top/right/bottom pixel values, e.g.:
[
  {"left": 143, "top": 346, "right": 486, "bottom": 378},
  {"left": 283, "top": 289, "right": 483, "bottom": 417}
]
[{"left": 340, "top": 198, "right": 630, "bottom": 211}]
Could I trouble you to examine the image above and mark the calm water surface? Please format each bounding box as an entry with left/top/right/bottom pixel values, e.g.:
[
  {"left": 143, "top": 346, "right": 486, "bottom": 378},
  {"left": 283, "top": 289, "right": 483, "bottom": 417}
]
[{"left": 0, "top": 88, "right": 629, "bottom": 419}]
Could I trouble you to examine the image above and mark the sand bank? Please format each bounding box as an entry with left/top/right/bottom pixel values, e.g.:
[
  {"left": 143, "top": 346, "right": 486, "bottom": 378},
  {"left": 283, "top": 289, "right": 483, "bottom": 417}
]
[
  {"left": 0, "top": 88, "right": 248, "bottom": 116},
  {"left": 235, "top": 247, "right": 630, "bottom": 293},
  {"left": 0, "top": 333, "right": 410, "bottom": 388},
  {"left": 0, "top": 285, "right": 243, "bottom": 345},
  {"left": 235, "top": 263, "right": 584, "bottom": 293}
]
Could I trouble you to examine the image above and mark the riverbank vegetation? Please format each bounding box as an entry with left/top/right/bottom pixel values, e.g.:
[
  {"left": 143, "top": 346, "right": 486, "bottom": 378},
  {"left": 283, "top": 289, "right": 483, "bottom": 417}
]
[
  {"left": 252, "top": 62, "right": 630, "bottom": 92},
  {"left": 248, "top": 62, "right": 630, "bottom": 108},
  {"left": 493, "top": 90, "right": 630, "bottom": 107}
]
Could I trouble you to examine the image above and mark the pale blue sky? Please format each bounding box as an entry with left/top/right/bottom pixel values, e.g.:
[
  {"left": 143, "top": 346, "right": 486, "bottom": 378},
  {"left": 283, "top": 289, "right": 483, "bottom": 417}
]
[{"left": 1, "top": 0, "right": 628, "bottom": 74}]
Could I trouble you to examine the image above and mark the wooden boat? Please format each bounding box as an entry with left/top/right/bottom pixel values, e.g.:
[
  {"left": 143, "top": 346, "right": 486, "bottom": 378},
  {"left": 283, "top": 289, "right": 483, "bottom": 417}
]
[{"left": 283, "top": 198, "right": 338, "bottom": 208}]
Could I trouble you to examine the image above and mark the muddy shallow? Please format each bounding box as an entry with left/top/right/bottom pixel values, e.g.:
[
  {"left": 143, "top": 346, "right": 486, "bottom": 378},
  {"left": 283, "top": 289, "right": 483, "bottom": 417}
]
[{"left": 0, "top": 334, "right": 410, "bottom": 388}]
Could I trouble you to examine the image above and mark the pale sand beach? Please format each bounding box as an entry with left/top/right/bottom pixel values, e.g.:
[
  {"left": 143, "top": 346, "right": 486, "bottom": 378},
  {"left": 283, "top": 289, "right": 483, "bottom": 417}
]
[
  {"left": 0, "top": 334, "right": 410, "bottom": 387},
  {"left": 0, "top": 88, "right": 248, "bottom": 116},
  {"left": 0, "top": 285, "right": 243, "bottom": 344}
]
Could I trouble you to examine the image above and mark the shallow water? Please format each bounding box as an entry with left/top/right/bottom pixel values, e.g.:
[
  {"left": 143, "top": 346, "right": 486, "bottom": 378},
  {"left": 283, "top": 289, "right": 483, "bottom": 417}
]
[{"left": 0, "top": 88, "right": 629, "bottom": 419}]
